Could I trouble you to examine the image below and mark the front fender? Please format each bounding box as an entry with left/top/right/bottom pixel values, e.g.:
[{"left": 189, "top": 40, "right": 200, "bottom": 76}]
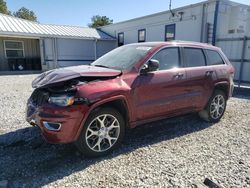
[{"left": 74, "top": 95, "right": 131, "bottom": 141}]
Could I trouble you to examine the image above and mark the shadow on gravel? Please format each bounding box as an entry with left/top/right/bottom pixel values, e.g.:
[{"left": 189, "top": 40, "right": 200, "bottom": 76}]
[{"left": 0, "top": 114, "right": 213, "bottom": 187}]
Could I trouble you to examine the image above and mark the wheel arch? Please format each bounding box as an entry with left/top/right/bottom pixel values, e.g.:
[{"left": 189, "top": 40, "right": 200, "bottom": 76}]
[
  {"left": 74, "top": 95, "right": 130, "bottom": 141},
  {"left": 214, "top": 81, "right": 230, "bottom": 99},
  {"left": 93, "top": 98, "right": 130, "bottom": 127}
]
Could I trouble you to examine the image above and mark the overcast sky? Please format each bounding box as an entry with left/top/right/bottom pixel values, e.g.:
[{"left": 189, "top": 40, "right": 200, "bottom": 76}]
[{"left": 5, "top": 0, "right": 250, "bottom": 26}]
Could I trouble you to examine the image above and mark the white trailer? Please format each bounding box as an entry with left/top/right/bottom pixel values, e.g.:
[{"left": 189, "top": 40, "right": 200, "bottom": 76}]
[{"left": 100, "top": 0, "right": 250, "bottom": 86}]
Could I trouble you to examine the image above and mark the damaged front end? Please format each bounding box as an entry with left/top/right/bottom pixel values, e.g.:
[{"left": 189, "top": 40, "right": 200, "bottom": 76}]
[
  {"left": 30, "top": 79, "right": 88, "bottom": 108},
  {"left": 30, "top": 75, "right": 119, "bottom": 108},
  {"left": 26, "top": 78, "right": 91, "bottom": 143},
  {"left": 26, "top": 65, "right": 122, "bottom": 143},
  {"left": 30, "top": 65, "right": 122, "bottom": 107},
  {"left": 32, "top": 65, "right": 122, "bottom": 88}
]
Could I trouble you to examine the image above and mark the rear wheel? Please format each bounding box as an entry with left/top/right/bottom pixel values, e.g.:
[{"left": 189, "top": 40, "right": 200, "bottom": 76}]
[
  {"left": 199, "top": 90, "right": 227, "bottom": 123},
  {"left": 75, "top": 107, "right": 125, "bottom": 157}
]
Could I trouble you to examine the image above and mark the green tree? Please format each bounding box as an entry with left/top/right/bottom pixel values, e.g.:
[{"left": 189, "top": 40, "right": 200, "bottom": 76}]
[
  {"left": 0, "top": 0, "right": 11, "bottom": 15},
  {"left": 13, "top": 7, "right": 37, "bottom": 22},
  {"left": 88, "top": 15, "right": 113, "bottom": 28}
]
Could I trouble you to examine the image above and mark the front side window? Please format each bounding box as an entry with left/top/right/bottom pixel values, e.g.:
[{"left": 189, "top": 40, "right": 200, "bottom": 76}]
[
  {"left": 184, "top": 48, "right": 206, "bottom": 67},
  {"left": 151, "top": 48, "right": 180, "bottom": 70},
  {"left": 118, "top": 32, "right": 124, "bottom": 46},
  {"left": 4, "top": 41, "right": 24, "bottom": 58},
  {"left": 165, "top": 24, "right": 175, "bottom": 41},
  {"left": 205, "top": 50, "right": 224, "bottom": 65},
  {"left": 138, "top": 29, "right": 146, "bottom": 42}
]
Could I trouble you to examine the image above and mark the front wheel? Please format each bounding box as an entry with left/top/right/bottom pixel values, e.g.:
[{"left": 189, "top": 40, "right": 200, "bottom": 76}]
[
  {"left": 75, "top": 107, "right": 125, "bottom": 157},
  {"left": 199, "top": 90, "right": 227, "bottom": 123}
]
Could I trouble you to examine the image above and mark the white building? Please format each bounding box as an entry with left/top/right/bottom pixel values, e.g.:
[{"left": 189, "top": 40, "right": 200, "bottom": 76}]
[
  {"left": 0, "top": 0, "right": 249, "bottom": 86},
  {"left": 0, "top": 13, "right": 116, "bottom": 72},
  {"left": 100, "top": 0, "right": 250, "bottom": 85}
]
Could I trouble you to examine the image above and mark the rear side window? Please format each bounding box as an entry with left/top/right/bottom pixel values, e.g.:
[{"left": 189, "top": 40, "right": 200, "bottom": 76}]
[
  {"left": 152, "top": 48, "right": 180, "bottom": 70},
  {"left": 205, "top": 50, "right": 224, "bottom": 65},
  {"left": 184, "top": 48, "right": 206, "bottom": 67}
]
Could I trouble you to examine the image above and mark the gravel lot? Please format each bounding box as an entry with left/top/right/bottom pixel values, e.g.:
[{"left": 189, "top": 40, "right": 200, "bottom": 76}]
[{"left": 0, "top": 74, "right": 249, "bottom": 188}]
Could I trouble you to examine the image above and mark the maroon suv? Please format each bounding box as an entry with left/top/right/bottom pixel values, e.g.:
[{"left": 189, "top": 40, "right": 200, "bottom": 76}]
[{"left": 26, "top": 41, "right": 235, "bottom": 157}]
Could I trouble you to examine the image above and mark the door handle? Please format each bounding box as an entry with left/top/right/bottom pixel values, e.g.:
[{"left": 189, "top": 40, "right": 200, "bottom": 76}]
[
  {"left": 173, "top": 73, "right": 184, "bottom": 79},
  {"left": 205, "top": 71, "right": 214, "bottom": 77}
]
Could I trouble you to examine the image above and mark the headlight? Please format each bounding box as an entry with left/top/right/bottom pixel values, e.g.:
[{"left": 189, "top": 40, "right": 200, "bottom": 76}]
[{"left": 48, "top": 95, "right": 75, "bottom": 107}]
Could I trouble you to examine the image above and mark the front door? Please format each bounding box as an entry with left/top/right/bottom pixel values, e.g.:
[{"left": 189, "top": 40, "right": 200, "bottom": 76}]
[{"left": 133, "top": 47, "right": 188, "bottom": 121}]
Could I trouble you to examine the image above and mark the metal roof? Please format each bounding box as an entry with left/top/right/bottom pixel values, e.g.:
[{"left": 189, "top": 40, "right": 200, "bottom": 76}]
[{"left": 0, "top": 13, "right": 115, "bottom": 40}]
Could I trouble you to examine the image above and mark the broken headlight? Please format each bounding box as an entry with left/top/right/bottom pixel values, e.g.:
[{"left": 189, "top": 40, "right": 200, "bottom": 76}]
[{"left": 48, "top": 95, "right": 75, "bottom": 107}]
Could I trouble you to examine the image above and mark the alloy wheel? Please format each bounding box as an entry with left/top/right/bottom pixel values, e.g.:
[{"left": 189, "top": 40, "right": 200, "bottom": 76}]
[
  {"left": 210, "top": 94, "right": 225, "bottom": 120},
  {"left": 85, "top": 114, "right": 120, "bottom": 152}
]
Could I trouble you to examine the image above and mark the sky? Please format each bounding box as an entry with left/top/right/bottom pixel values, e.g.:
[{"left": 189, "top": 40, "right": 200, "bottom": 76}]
[{"left": 5, "top": 0, "right": 250, "bottom": 27}]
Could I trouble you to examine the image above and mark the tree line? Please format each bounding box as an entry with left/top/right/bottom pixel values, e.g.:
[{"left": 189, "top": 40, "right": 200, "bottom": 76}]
[
  {"left": 0, "top": 0, "right": 37, "bottom": 21},
  {"left": 0, "top": 0, "right": 113, "bottom": 27}
]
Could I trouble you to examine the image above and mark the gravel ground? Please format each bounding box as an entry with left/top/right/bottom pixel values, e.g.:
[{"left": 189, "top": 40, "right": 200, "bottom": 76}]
[{"left": 0, "top": 74, "right": 249, "bottom": 188}]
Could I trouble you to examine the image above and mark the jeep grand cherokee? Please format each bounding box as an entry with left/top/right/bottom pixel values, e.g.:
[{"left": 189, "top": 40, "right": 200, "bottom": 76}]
[{"left": 26, "top": 41, "right": 235, "bottom": 157}]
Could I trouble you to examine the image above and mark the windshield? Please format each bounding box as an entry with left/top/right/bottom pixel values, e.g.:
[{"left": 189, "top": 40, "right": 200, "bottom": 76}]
[{"left": 91, "top": 45, "right": 152, "bottom": 70}]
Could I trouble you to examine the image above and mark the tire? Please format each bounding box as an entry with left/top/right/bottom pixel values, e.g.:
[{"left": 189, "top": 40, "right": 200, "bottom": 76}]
[
  {"left": 199, "top": 90, "right": 227, "bottom": 123},
  {"left": 75, "top": 107, "right": 125, "bottom": 157}
]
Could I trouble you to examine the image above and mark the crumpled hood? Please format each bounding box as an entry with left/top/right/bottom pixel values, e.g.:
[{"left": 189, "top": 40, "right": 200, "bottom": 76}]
[{"left": 32, "top": 65, "right": 122, "bottom": 88}]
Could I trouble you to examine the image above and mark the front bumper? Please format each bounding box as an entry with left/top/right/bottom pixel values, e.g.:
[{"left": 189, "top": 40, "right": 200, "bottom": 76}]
[{"left": 26, "top": 99, "right": 89, "bottom": 144}]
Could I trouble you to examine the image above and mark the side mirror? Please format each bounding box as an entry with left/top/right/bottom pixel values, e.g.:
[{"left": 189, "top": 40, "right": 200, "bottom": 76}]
[{"left": 140, "top": 59, "right": 159, "bottom": 74}]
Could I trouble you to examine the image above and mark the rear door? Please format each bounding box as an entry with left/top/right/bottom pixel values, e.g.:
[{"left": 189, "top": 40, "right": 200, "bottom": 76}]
[
  {"left": 182, "top": 47, "right": 216, "bottom": 109},
  {"left": 204, "top": 49, "right": 229, "bottom": 81},
  {"left": 133, "top": 47, "right": 188, "bottom": 121}
]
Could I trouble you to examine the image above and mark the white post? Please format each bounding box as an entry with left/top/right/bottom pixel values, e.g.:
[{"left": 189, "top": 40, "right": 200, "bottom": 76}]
[
  {"left": 39, "top": 38, "right": 45, "bottom": 71},
  {"left": 94, "top": 39, "right": 97, "bottom": 60},
  {"left": 53, "top": 38, "right": 58, "bottom": 68}
]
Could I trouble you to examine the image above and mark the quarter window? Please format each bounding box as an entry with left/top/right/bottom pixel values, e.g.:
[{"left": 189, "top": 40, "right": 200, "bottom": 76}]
[
  {"left": 184, "top": 48, "right": 206, "bottom": 67},
  {"left": 205, "top": 50, "right": 224, "bottom": 65},
  {"left": 152, "top": 48, "right": 180, "bottom": 70},
  {"left": 4, "top": 41, "right": 24, "bottom": 58},
  {"left": 165, "top": 24, "right": 175, "bottom": 41},
  {"left": 138, "top": 29, "right": 146, "bottom": 42},
  {"left": 118, "top": 32, "right": 124, "bottom": 46}
]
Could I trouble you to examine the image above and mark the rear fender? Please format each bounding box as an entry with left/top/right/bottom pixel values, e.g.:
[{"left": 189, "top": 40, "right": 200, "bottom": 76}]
[{"left": 214, "top": 81, "right": 230, "bottom": 99}]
